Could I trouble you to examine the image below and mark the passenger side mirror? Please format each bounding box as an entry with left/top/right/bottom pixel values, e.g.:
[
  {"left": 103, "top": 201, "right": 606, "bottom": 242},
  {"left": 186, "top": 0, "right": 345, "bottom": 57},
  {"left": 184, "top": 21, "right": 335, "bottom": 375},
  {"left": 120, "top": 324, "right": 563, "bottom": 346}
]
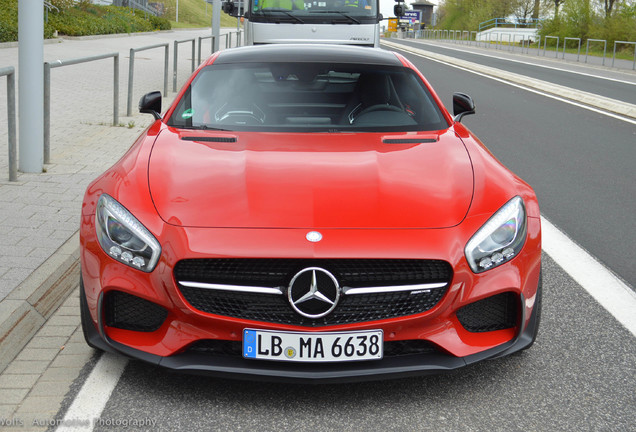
[
  {"left": 393, "top": 4, "right": 405, "bottom": 17},
  {"left": 139, "top": 91, "right": 162, "bottom": 120},
  {"left": 452, "top": 92, "right": 475, "bottom": 122}
]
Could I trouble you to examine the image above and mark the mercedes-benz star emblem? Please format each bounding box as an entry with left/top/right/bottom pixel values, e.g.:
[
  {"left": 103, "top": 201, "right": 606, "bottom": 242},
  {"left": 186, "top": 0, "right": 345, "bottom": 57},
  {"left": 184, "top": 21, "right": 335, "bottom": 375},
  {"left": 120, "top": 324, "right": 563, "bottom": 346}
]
[
  {"left": 306, "top": 231, "right": 322, "bottom": 242},
  {"left": 288, "top": 267, "right": 340, "bottom": 319}
]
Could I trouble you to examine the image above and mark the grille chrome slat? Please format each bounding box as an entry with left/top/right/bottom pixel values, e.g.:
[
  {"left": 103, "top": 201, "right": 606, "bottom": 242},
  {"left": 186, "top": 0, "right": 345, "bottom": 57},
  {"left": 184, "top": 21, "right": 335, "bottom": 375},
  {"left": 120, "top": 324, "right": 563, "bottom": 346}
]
[{"left": 179, "top": 281, "right": 285, "bottom": 295}]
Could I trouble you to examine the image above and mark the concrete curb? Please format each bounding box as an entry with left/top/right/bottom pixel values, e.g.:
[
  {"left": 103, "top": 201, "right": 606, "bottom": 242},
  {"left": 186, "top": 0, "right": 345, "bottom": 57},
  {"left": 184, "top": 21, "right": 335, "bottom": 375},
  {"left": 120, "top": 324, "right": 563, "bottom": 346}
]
[
  {"left": 381, "top": 40, "right": 636, "bottom": 120},
  {"left": 0, "top": 233, "right": 80, "bottom": 374}
]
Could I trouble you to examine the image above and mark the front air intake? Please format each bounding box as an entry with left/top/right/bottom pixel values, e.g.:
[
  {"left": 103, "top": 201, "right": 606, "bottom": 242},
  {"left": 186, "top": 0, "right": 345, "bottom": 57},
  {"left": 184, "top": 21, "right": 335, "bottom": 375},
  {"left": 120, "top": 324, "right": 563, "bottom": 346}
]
[
  {"left": 456, "top": 292, "right": 518, "bottom": 332},
  {"left": 104, "top": 291, "right": 168, "bottom": 332}
]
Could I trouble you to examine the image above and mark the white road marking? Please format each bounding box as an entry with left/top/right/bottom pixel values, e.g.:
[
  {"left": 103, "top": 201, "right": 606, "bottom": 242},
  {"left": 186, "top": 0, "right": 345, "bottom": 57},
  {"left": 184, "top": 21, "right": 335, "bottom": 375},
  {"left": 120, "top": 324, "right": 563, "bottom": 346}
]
[
  {"left": 542, "top": 216, "right": 636, "bottom": 338},
  {"left": 413, "top": 40, "right": 636, "bottom": 86},
  {"left": 56, "top": 352, "right": 128, "bottom": 431},
  {"left": 385, "top": 42, "right": 636, "bottom": 125}
]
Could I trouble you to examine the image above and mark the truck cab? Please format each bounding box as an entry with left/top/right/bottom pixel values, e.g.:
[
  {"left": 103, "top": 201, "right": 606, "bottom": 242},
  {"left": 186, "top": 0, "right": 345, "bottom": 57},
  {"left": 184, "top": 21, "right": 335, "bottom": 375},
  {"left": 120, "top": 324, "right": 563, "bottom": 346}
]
[{"left": 222, "top": 0, "right": 383, "bottom": 47}]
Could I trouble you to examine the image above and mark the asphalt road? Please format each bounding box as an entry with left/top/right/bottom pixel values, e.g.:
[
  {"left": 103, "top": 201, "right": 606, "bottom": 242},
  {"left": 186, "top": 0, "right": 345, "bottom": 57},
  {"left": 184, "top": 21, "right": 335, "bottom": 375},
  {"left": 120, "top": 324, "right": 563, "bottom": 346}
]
[
  {"left": 393, "top": 39, "right": 636, "bottom": 105},
  {"left": 49, "top": 42, "right": 636, "bottom": 432},
  {"left": 78, "top": 256, "right": 635, "bottom": 431},
  {"left": 386, "top": 41, "right": 636, "bottom": 289}
]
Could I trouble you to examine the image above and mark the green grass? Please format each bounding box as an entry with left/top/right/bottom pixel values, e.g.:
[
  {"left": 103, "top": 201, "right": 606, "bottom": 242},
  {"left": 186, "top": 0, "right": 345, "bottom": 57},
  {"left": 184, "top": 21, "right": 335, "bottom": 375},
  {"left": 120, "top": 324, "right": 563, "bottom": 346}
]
[{"left": 162, "top": 0, "right": 238, "bottom": 28}]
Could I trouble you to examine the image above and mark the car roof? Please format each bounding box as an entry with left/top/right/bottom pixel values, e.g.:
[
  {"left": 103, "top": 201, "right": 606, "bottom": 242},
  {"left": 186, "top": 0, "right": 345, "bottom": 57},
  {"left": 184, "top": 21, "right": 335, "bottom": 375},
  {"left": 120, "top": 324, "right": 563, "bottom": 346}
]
[{"left": 212, "top": 44, "right": 403, "bottom": 66}]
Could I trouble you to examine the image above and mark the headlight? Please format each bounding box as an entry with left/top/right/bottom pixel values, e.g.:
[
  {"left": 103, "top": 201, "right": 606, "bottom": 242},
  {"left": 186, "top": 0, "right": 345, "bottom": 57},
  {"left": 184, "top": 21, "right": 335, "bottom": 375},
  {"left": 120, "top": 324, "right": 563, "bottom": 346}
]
[
  {"left": 96, "top": 194, "right": 161, "bottom": 272},
  {"left": 465, "top": 196, "right": 527, "bottom": 273}
]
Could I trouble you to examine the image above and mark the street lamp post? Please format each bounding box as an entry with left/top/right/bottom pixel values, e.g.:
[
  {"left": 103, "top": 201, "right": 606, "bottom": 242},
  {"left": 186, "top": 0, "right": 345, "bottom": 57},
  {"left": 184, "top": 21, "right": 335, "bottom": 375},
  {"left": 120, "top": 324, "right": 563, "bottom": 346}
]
[{"left": 18, "top": 0, "right": 44, "bottom": 173}]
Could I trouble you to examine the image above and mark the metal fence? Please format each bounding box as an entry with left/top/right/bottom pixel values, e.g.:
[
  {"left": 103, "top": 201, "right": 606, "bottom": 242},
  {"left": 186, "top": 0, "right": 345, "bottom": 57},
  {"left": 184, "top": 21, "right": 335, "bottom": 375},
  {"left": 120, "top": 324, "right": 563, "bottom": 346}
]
[
  {"left": 3, "top": 30, "right": 245, "bottom": 180},
  {"left": 1, "top": 66, "right": 17, "bottom": 181},
  {"left": 400, "top": 30, "right": 636, "bottom": 70}
]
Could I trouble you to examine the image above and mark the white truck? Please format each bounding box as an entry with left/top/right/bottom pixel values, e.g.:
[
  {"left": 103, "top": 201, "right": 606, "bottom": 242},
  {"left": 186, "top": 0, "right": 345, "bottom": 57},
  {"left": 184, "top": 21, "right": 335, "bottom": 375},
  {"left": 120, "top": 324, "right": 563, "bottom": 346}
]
[{"left": 221, "top": 0, "right": 404, "bottom": 48}]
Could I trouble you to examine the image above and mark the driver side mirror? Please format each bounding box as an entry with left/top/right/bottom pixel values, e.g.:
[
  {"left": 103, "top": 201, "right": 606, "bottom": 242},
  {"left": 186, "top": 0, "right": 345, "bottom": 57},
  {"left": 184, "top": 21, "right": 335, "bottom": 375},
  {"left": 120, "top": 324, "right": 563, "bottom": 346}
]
[
  {"left": 394, "top": 4, "right": 405, "bottom": 17},
  {"left": 139, "top": 91, "right": 162, "bottom": 120},
  {"left": 452, "top": 92, "right": 475, "bottom": 122}
]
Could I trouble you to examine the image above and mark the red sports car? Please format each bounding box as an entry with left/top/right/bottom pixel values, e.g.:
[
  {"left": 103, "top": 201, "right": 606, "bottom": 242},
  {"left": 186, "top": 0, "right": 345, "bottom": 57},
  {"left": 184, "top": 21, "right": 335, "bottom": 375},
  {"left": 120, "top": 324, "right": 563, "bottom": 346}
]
[{"left": 80, "top": 44, "right": 541, "bottom": 382}]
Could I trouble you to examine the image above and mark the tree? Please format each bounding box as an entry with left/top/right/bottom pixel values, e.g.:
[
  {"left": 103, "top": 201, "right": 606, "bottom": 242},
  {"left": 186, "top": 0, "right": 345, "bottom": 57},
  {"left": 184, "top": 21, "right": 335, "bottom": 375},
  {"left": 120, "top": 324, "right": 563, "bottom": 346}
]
[
  {"left": 552, "top": 0, "right": 566, "bottom": 17},
  {"left": 601, "top": 0, "right": 619, "bottom": 17}
]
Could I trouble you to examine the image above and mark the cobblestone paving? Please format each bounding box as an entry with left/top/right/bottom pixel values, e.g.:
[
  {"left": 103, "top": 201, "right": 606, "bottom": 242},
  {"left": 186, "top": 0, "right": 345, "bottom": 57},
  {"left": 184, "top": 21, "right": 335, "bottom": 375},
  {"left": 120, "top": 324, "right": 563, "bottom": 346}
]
[{"left": 0, "top": 287, "right": 90, "bottom": 431}]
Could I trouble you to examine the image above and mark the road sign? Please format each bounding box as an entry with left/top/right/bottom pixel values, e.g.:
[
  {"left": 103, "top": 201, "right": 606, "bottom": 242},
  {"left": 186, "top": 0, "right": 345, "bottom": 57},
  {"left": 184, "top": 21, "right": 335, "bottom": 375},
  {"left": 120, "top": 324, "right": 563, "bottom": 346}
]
[{"left": 401, "top": 10, "right": 422, "bottom": 23}]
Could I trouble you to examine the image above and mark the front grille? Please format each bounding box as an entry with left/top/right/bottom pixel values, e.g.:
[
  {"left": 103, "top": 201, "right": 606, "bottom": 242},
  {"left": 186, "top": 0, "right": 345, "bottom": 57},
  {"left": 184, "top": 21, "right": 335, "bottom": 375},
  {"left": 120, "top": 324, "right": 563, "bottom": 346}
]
[
  {"left": 185, "top": 339, "right": 437, "bottom": 358},
  {"left": 104, "top": 291, "right": 168, "bottom": 332},
  {"left": 175, "top": 259, "right": 452, "bottom": 326},
  {"left": 456, "top": 292, "right": 518, "bottom": 332}
]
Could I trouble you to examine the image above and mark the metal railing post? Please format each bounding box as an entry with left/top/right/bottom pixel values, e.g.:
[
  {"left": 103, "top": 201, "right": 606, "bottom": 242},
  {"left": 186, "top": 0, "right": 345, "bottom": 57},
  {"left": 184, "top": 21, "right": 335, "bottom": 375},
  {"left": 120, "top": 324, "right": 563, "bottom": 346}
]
[
  {"left": 113, "top": 54, "right": 119, "bottom": 126},
  {"left": 163, "top": 44, "right": 169, "bottom": 96},
  {"left": 585, "top": 39, "right": 607, "bottom": 66},
  {"left": 173, "top": 40, "right": 178, "bottom": 93},
  {"left": 613, "top": 41, "right": 636, "bottom": 70},
  {"left": 1, "top": 67, "right": 17, "bottom": 181},
  {"left": 43, "top": 62, "right": 51, "bottom": 164},
  {"left": 127, "top": 48, "right": 135, "bottom": 116},
  {"left": 544, "top": 36, "right": 559, "bottom": 57},
  {"left": 563, "top": 37, "right": 581, "bottom": 61}
]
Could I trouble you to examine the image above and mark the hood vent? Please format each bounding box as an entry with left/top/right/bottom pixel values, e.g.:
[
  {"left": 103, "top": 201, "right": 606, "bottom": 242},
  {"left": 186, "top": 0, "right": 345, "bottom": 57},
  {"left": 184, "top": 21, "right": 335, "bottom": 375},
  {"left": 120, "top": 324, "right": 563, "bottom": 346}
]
[
  {"left": 181, "top": 136, "right": 237, "bottom": 143},
  {"left": 383, "top": 138, "right": 437, "bottom": 144}
]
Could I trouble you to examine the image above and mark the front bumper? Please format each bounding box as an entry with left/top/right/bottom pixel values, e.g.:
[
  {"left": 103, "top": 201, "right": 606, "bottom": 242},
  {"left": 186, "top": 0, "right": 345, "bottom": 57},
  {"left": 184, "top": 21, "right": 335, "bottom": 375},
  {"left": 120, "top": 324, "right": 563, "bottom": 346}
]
[{"left": 82, "top": 279, "right": 539, "bottom": 384}]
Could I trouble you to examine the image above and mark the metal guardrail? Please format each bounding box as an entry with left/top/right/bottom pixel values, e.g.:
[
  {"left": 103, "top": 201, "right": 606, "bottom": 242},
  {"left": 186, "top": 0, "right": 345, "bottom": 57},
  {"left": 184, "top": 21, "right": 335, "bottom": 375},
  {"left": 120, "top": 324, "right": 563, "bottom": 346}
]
[
  {"left": 44, "top": 53, "right": 120, "bottom": 165},
  {"left": 173, "top": 39, "right": 196, "bottom": 92},
  {"left": 1, "top": 66, "right": 17, "bottom": 182},
  {"left": 127, "top": 43, "right": 169, "bottom": 117},
  {"left": 411, "top": 28, "right": 635, "bottom": 70}
]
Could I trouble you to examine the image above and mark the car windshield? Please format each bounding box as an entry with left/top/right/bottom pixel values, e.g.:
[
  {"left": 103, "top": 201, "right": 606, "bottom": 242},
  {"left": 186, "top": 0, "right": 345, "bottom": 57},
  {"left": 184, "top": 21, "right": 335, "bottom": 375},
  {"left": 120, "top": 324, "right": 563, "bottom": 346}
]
[
  {"left": 250, "top": 0, "right": 378, "bottom": 21},
  {"left": 168, "top": 62, "right": 449, "bottom": 133}
]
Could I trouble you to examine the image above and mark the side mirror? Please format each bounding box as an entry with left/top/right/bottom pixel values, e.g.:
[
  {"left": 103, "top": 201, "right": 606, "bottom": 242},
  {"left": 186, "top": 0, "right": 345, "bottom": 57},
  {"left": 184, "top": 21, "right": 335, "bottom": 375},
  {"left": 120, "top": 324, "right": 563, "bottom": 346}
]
[
  {"left": 393, "top": 4, "right": 405, "bottom": 17},
  {"left": 377, "top": 13, "right": 383, "bottom": 22},
  {"left": 452, "top": 92, "right": 475, "bottom": 122},
  {"left": 139, "top": 91, "right": 162, "bottom": 120}
]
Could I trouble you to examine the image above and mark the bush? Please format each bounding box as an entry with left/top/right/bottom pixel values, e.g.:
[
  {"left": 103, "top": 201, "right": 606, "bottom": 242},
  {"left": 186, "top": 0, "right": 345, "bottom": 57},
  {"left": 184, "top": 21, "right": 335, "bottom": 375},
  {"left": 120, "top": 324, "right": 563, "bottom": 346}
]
[
  {"left": 148, "top": 15, "right": 172, "bottom": 31},
  {"left": 0, "top": 1, "right": 170, "bottom": 43}
]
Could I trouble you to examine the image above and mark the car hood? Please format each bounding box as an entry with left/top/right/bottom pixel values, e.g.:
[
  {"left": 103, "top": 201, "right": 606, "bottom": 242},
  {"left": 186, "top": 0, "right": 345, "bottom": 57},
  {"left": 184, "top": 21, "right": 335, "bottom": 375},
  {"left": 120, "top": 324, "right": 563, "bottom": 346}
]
[{"left": 148, "top": 128, "right": 474, "bottom": 229}]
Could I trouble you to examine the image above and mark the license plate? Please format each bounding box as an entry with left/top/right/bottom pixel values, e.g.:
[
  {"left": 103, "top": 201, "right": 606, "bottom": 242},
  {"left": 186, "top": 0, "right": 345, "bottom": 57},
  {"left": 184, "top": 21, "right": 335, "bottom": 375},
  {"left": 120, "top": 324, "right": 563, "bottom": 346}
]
[{"left": 243, "top": 329, "right": 383, "bottom": 362}]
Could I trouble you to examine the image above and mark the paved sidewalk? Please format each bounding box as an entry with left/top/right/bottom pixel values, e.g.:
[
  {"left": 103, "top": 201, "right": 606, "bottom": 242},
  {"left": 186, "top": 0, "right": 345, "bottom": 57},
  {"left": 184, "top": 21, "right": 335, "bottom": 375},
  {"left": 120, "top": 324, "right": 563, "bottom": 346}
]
[
  {"left": 0, "top": 28, "right": 240, "bottom": 375},
  {"left": 0, "top": 287, "right": 92, "bottom": 431}
]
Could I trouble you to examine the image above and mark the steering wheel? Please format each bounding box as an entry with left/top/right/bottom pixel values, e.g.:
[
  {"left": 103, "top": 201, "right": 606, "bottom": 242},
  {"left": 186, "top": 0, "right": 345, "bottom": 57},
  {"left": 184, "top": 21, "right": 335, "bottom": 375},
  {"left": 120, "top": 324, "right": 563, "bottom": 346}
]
[
  {"left": 355, "top": 104, "right": 403, "bottom": 119},
  {"left": 219, "top": 111, "right": 264, "bottom": 125}
]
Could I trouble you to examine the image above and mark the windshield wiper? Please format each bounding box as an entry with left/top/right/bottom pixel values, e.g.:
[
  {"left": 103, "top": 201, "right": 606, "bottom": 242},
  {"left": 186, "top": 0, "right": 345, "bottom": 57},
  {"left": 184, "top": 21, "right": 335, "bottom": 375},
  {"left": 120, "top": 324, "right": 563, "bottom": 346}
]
[
  {"left": 261, "top": 9, "right": 305, "bottom": 24},
  {"left": 312, "top": 10, "right": 360, "bottom": 24},
  {"left": 179, "top": 125, "right": 230, "bottom": 131}
]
